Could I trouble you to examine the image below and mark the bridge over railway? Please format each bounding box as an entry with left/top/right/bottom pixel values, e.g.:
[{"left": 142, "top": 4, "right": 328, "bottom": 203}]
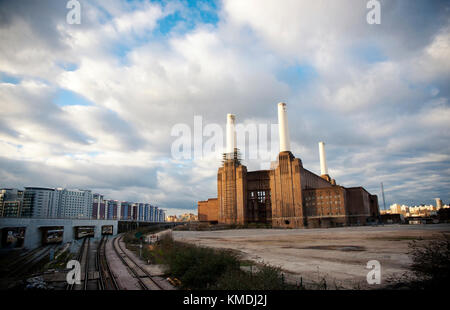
[
  {"left": 0, "top": 218, "right": 118, "bottom": 249},
  {"left": 0, "top": 218, "right": 187, "bottom": 250},
  {"left": 117, "top": 220, "right": 187, "bottom": 233}
]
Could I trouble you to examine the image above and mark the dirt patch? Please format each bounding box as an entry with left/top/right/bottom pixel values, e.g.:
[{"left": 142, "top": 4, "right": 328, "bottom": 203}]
[
  {"left": 300, "top": 245, "right": 366, "bottom": 251},
  {"left": 174, "top": 224, "right": 450, "bottom": 289}
]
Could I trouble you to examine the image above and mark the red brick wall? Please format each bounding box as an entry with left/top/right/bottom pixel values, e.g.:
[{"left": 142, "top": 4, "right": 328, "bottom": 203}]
[
  {"left": 270, "top": 151, "right": 305, "bottom": 228},
  {"left": 369, "top": 194, "right": 380, "bottom": 217},
  {"left": 345, "top": 187, "right": 371, "bottom": 225},
  {"left": 198, "top": 198, "right": 219, "bottom": 222},
  {"left": 301, "top": 168, "right": 333, "bottom": 189},
  {"left": 217, "top": 160, "right": 247, "bottom": 224}
]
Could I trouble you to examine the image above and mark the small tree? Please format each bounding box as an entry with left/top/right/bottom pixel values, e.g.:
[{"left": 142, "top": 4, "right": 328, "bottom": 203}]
[{"left": 408, "top": 234, "right": 450, "bottom": 288}]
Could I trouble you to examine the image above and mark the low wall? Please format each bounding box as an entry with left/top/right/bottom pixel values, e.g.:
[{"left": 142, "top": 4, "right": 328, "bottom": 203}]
[{"left": 0, "top": 218, "right": 118, "bottom": 249}]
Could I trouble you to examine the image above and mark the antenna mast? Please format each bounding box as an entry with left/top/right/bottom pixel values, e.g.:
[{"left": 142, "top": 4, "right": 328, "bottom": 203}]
[{"left": 380, "top": 182, "right": 386, "bottom": 210}]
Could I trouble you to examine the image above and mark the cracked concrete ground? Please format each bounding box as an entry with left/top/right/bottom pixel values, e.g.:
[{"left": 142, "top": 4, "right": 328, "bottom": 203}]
[{"left": 173, "top": 224, "right": 450, "bottom": 289}]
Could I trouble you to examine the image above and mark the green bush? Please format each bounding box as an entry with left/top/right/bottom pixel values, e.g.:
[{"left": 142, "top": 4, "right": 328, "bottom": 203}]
[
  {"left": 408, "top": 233, "right": 450, "bottom": 288},
  {"left": 123, "top": 226, "right": 164, "bottom": 244},
  {"left": 144, "top": 235, "right": 302, "bottom": 290},
  {"left": 385, "top": 233, "right": 450, "bottom": 289},
  {"left": 164, "top": 242, "right": 240, "bottom": 289},
  {"left": 213, "top": 265, "right": 300, "bottom": 290}
]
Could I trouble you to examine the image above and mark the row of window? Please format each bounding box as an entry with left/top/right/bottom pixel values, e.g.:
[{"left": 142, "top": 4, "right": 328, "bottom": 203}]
[
  {"left": 307, "top": 212, "right": 340, "bottom": 216},
  {"left": 305, "top": 195, "right": 340, "bottom": 200},
  {"left": 305, "top": 200, "right": 341, "bottom": 206}
]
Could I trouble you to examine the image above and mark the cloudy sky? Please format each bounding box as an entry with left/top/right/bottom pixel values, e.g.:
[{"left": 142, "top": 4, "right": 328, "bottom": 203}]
[{"left": 0, "top": 0, "right": 449, "bottom": 215}]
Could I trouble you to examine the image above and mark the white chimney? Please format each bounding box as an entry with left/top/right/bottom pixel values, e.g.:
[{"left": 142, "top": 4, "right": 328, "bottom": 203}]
[
  {"left": 319, "top": 141, "right": 328, "bottom": 175},
  {"left": 226, "top": 113, "right": 236, "bottom": 154},
  {"left": 278, "top": 102, "right": 291, "bottom": 152}
]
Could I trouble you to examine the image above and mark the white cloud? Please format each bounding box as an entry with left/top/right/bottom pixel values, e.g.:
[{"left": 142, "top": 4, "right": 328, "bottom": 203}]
[
  {"left": 0, "top": 0, "right": 449, "bottom": 211},
  {"left": 113, "top": 4, "right": 163, "bottom": 35}
]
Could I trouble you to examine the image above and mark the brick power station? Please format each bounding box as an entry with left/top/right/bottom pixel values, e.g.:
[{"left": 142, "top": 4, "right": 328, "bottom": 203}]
[{"left": 198, "top": 103, "right": 380, "bottom": 228}]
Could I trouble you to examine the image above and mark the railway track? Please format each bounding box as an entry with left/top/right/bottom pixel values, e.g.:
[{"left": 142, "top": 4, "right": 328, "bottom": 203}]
[
  {"left": 112, "top": 235, "right": 163, "bottom": 290},
  {"left": 66, "top": 237, "right": 88, "bottom": 290},
  {"left": 65, "top": 236, "right": 119, "bottom": 290},
  {"left": 4, "top": 246, "right": 45, "bottom": 275},
  {"left": 71, "top": 237, "right": 101, "bottom": 290},
  {"left": 6, "top": 244, "right": 58, "bottom": 278},
  {"left": 97, "top": 236, "right": 119, "bottom": 290},
  {"left": 83, "top": 237, "right": 100, "bottom": 290}
]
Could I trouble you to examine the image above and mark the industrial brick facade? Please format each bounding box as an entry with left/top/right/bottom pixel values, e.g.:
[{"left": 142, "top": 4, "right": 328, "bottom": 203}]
[
  {"left": 217, "top": 161, "right": 247, "bottom": 224},
  {"left": 198, "top": 103, "right": 380, "bottom": 228},
  {"left": 270, "top": 151, "right": 305, "bottom": 228},
  {"left": 198, "top": 198, "right": 218, "bottom": 222},
  {"left": 199, "top": 153, "right": 380, "bottom": 228}
]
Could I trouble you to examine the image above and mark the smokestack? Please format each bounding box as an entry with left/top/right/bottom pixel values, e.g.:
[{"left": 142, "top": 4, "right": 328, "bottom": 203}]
[
  {"left": 226, "top": 114, "right": 236, "bottom": 154},
  {"left": 318, "top": 141, "right": 328, "bottom": 176},
  {"left": 278, "top": 102, "right": 291, "bottom": 152}
]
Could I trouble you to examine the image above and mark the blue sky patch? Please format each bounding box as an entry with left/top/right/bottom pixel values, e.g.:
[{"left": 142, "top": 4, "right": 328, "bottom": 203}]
[
  {"left": 57, "top": 62, "right": 78, "bottom": 71},
  {"left": 155, "top": 0, "right": 219, "bottom": 35},
  {"left": 112, "top": 43, "right": 132, "bottom": 61},
  {"left": 54, "top": 88, "right": 94, "bottom": 107},
  {"left": 351, "top": 44, "right": 387, "bottom": 64},
  {"left": 0, "top": 72, "right": 20, "bottom": 84},
  {"left": 186, "top": 0, "right": 219, "bottom": 25},
  {"left": 157, "top": 10, "right": 183, "bottom": 34},
  {"left": 276, "top": 63, "right": 318, "bottom": 89}
]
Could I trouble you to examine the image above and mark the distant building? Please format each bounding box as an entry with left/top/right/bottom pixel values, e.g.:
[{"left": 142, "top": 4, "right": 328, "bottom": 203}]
[
  {"left": 0, "top": 188, "right": 24, "bottom": 217},
  {"left": 380, "top": 213, "right": 405, "bottom": 224},
  {"left": 92, "top": 193, "right": 104, "bottom": 219},
  {"left": 22, "top": 187, "right": 58, "bottom": 218},
  {"left": 104, "top": 200, "right": 120, "bottom": 220},
  {"left": 158, "top": 209, "right": 165, "bottom": 222},
  {"left": 435, "top": 198, "right": 443, "bottom": 209},
  {"left": 166, "top": 215, "right": 178, "bottom": 222},
  {"left": 2, "top": 187, "right": 164, "bottom": 222},
  {"left": 144, "top": 203, "right": 150, "bottom": 221},
  {"left": 137, "top": 203, "right": 144, "bottom": 221},
  {"left": 131, "top": 203, "right": 138, "bottom": 221},
  {"left": 383, "top": 201, "right": 450, "bottom": 220},
  {"left": 390, "top": 203, "right": 402, "bottom": 214},
  {"left": 120, "top": 201, "right": 131, "bottom": 220},
  {"left": 55, "top": 188, "right": 93, "bottom": 219},
  {"left": 180, "top": 213, "right": 198, "bottom": 222},
  {"left": 152, "top": 206, "right": 158, "bottom": 222},
  {"left": 114, "top": 202, "right": 163, "bottom": 222},
  {"left": 167, "top": 213, "right": 197, "bottom": 222}
]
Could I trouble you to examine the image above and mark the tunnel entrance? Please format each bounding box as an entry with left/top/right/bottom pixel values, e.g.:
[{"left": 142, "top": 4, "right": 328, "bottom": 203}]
[
  {"left": 74, "top": 226, "right": 95, "bottom": 239},
  {"left": 40, "top": 226, "right": 64, "bottom": 245},
  {"left": 1, "top": 227, "right": 26, "bottom": 249},
  {"left": 101, "top": 225, "right": 113, "bottom": 235}
]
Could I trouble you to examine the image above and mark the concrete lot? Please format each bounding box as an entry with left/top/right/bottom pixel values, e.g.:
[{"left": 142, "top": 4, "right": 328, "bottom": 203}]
[{"left": 173, "top": 224, "right": 450, "bottom": 289}]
